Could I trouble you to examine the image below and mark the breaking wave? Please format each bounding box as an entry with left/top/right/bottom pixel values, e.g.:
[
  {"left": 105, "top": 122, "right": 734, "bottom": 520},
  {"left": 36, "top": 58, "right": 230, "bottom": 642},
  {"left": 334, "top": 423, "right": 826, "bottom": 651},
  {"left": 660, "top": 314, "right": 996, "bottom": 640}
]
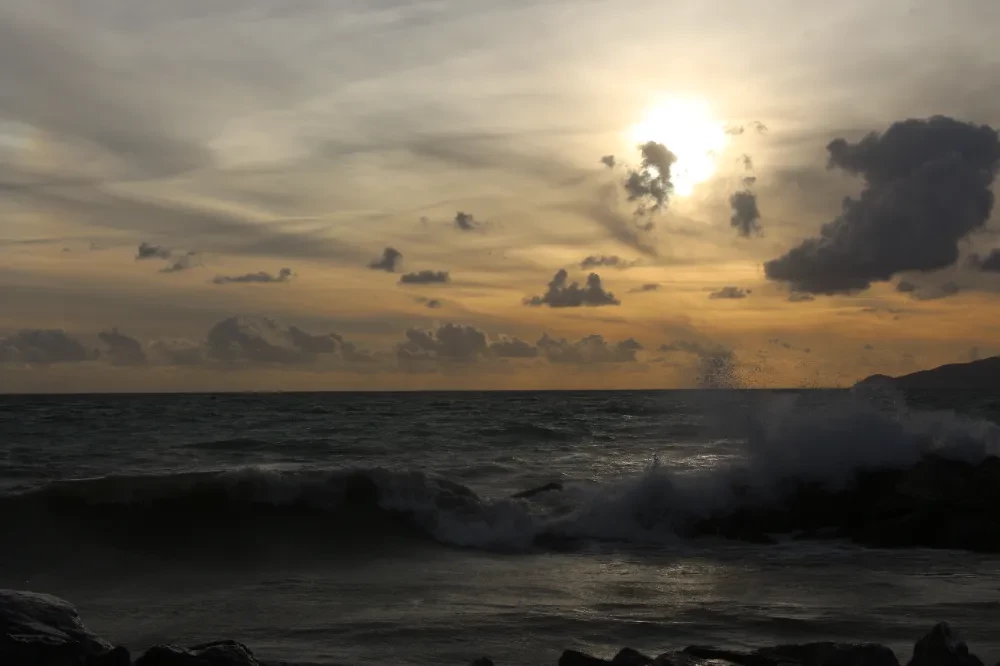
[{"left": 2, "top": 390, "right": 998, "bottom": 556}]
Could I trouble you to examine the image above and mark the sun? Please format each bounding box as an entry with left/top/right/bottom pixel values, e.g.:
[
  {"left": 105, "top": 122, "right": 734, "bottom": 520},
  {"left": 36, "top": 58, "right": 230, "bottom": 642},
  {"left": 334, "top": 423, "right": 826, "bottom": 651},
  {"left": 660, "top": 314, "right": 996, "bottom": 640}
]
[{"left": 628, "top": 97, "right": 728, "bottom": 197}]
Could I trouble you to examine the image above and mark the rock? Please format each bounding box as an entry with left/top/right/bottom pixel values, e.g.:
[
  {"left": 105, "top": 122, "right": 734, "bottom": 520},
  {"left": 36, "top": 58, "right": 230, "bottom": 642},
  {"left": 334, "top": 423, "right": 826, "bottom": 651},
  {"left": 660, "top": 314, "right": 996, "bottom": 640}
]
[
  {"left": 136, "top": 639, "right": 258, "bottom": 666},
  {"left": 684, "top": 645, "right": 775, "bottom": 666},
  {"left": 612, "top": 647, "right": 653, "bottom": 665},
  {"left": 907, "top": 623, "right": 984, "bottom": 666},
  {"left": 511, "top": 482, "right": 564, "bottom": 499},
  {"left": 560, "top": 649, "right": 611, "bottom": 666},
  {"left": 0, "top": 589, "right": 125, "bottom": 666},
  {"left": 470, "top": 658, "right": 495, "bottom": 666},
  {"left": 756, "top": 642, "right": 898, "bottom": 666}
]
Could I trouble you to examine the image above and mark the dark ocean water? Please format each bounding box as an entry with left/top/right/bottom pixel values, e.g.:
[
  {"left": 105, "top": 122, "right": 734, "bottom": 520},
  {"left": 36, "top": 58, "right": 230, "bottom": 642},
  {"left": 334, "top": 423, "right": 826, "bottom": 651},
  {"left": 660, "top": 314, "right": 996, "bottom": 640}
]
[{"left": 2, "top": 389, "right": 1000, "bottom": 665}]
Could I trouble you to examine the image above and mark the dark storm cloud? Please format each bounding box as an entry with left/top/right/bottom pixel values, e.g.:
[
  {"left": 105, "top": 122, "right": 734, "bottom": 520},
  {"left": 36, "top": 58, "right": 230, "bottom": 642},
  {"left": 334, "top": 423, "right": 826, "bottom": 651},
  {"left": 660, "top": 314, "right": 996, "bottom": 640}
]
[
  {"left": 580, "top": 255, "right": 635, "bottom": 270},
  {"left": 160, "top": 252, "right": 199, "bottom": 274},
  {"left": 969, "top": 249, "right": 1000, "bottom": 272},
  {"left": 623, "top": 142, "right": 677, "bottom": 215},
  {"left": 0, "top": 329, "right": 98, "bottom": 364},
  {"left": 537, "top": 334, "right": 642, "bottom": 364},
  {"left": 629, "top": 283, "right": 660, "bottom": 293},
  {"left": 135, "top": 242, "right": 171, "bottom": 260},
  {"left": 764, "top": 116, "right": 1000, "bottom": 294},
  {"left": 98, "top": 328, "right": 147, "bottom": 366},
  {"left": 524, "top": 269, "right": 620, "bottom": 307},
  {"left": 212, "top": 267, "right": 293, "bottom": 285},
  {"left": 708, "top": 286, "right": 750, "bottom": 300},
  {"left": 399, "top": 270, "right": 450, "bottom": 285},
  {"left": 368, "top": 247, "right": 403, "bottom": 272},
  {"left": 729, "top": 190, "right": 761, "bottom": 237},
  {"left": 204, "top": 316, "right": 370, "bottom": 365},
  {"left": 896, "top": 280, "right": 918, "bottom": 293}
]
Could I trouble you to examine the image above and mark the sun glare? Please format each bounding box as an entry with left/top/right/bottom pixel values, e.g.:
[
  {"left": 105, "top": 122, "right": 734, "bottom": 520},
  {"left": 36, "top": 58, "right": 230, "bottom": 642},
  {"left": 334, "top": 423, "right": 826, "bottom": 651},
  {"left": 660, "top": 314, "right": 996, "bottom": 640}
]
[{"left": 628, "top": 97, "right": 728, "bottom": 197}]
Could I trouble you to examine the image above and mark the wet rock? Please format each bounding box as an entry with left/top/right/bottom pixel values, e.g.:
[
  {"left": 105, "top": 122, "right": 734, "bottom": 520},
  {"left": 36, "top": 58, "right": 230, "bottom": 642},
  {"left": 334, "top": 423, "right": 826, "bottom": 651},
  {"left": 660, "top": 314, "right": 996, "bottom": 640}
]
[
  {"left": 756, "top": 642, "right": 898, "bottom": 666},
  {"left": 136, "top": 639, "right": 258, "bottom": 666},
  {"left": 511, "top": 482, "right": 564, "bottom": 499},
  {"left": 470, "top": 658, "right": 495, "bottom": 666},
  {"left": 684, "top": 645, "right": 775, "bottom": 666},
  {"left": 907, "top": 623, "right": 984, "bottom": 666},
  {"left": 560, "top": 649, "right": 611, "bottom": 666},
  {"left": 612, "top": 647, "right": 653, "bottom": 665},
  {"left": 0, "top": 589, "right": 126, "bottom": 666}
]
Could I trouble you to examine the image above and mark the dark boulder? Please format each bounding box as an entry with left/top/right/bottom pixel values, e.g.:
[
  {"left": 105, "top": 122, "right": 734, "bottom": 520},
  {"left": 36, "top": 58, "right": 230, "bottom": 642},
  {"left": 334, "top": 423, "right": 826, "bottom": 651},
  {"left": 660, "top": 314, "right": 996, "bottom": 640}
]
[
  {"left": 612, "top": 647, "right": 653, "bottom": 665},
  {"left": 136, "top": 639, "right": 257, "bottom": 666},
  {"left": 907, "top": 623, "right": 984, "bottom": 666},
  {"left": 560, "top": 649, "right": 611, "bottom": 666},
  {"left": 756, "top": 642, "right": 898, "bottom": 666},
  {"left": 0, "top": 589, "right": 127, "bottom": 666}
]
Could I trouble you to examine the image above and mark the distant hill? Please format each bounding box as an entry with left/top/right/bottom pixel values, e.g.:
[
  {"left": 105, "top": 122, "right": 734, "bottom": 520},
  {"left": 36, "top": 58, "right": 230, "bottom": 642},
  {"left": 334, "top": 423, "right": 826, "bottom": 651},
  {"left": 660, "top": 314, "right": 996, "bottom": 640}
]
[{"left": 857, "top": 356, "right": 1000, "bottom": 390}]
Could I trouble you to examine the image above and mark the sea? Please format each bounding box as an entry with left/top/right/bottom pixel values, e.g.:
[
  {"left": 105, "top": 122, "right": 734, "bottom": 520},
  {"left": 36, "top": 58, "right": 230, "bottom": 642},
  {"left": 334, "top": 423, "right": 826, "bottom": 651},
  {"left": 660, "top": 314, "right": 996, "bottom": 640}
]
[{"left": 2, "top": 389, "right": 1000, "bottom": 665}]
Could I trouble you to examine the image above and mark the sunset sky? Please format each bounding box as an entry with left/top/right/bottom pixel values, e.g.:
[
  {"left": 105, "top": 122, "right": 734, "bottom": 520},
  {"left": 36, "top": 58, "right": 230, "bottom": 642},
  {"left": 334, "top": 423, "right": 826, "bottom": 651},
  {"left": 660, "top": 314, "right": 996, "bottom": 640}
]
[{"left": 2, "top": 0, "right": 999, "bottom": 392}]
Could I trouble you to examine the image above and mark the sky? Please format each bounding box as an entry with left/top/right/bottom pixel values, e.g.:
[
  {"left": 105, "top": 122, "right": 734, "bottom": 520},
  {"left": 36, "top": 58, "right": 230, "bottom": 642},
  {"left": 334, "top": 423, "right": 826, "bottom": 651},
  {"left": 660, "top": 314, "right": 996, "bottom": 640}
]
[{"left": 2, "top": 0, "right": 1000, "bottom": 392}]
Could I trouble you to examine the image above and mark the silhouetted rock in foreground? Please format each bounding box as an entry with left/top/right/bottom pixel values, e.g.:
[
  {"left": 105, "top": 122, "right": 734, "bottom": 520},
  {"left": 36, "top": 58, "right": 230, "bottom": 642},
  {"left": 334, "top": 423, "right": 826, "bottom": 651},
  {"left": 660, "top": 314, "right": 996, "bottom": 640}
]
[
  {"left": 0, "top": 590, "right": 991, "bottom": 666},
  {"left": 687, "top": 455, "right": 1000, "bottom": 552},
  {"left": 0, "top": 589, "right": 128, "bottom": 666}
]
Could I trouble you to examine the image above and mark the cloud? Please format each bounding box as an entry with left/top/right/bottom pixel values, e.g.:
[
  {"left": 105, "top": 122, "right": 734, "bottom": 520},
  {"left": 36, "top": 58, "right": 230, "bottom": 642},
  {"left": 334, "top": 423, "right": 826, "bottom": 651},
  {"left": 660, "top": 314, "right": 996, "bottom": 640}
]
[
  {"left": 739, "top": 154, "right": 754, "bottom": 171},
  {"left": 764, "top": 116, "right": 1000, "bottom": 294},
  {"left": 397, "top": 323, "right": 488, "bottom": 362},
  {"left": 725, "top": 121, "right": 767, "bottom": 136},
  {"left": 896, "top": 280, "right": 918, "bottom": 293},
  {"left": 623, "top": 141, "right": 677, "bottom": 215},
  {"left": 729, "top": 190, "right": 761, "bottom": 237},
  {"left": 368, "top": 247, "right": 403, "bottom": 272},
  {"left": 399, "top": 270, "right": 450, "bottom": 285},
  {"left": 565, "top": 196, "right": 659, "bottom": 257},
  {"left": 524, "top": 269, "right": 620, "bottom": 307},
  {"left": 969, "top": 249, "right": 1000, "bottom": 272},
  {"left": 787, "top": 292, "right": 815, "bottom": 302},
  {"left": 537, "top": 333, "right": 642, "bottom": 364},
  {"left": 160, "top": 251, "right": 199, "bottom": 274},
  {"left": 629, "top": 283, "right": 660, "bottom": 293},
  {"left": 135, "top": 242, "right": 172, "bottom": 260},
  {"left": 658, "top": 340, "right": 742, "bottom": 388},
  {"left": 0, "top": 329, "right": 98, "bottom": 364},
  {"left": 149, "top": 339, "right": 203, "bottom": 365},
  {"left": 600, "top": 155, "right": 616, "bottom": 168},
  {"left": 98, "top": 328, "right": 147, "bottom": 365},
  {"left": 490, "top": 336, "right": 539, "bottom": 359},
  {"left": 454, "top": 211, "right": 481, "bottom": 231},
  {"left": 708, "top": 286, "right": 750, "bottom": 299},
  {"left": 580, "top": 255, "right": 635, "bottom": 270},
  {"left": 205, "top": 316, "right": 368, "bottom": 364},
  {"left": 415, "top": 297, "right": 444, "bottom": 309},
  {"left": 212, "top": 267, "right": 294, "bottom": 285}
]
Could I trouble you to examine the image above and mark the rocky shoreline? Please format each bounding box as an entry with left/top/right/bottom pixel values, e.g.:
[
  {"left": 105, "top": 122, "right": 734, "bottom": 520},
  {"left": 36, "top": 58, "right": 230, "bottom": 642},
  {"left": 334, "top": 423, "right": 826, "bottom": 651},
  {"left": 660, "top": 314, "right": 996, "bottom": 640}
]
[{"left": 1, "top": 588, "right": 994, "bottom": 666}]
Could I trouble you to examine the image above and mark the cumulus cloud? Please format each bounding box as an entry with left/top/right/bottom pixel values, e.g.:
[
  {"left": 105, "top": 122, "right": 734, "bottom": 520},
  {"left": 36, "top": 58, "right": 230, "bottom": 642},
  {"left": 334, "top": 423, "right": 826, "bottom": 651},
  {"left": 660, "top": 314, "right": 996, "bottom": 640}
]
[
  {"left": 490, "top": 336, "right": 539, "bottom": 359},
  {"left": 896, "top": 280, "right": 917, "bottom": 293},
  {"left": 708, "top": 286, "right": 750, "bottom": 299},
  {"left": 969, "top": 249, "right": 1000, "bottom": 272},
  {"left": 98, "top": 328, "right": 147, "bottom": 365},
  {"left": 399, "top": 270, "right": 450, "bottom": 285},
  {"left": 160, "top": 251, "right": 198, "bottom": 273},
  {"left": 765, "top": 116, "right": 1000, "bottom": 294},
  {"left": 537, "top": 334, "right": 642, "bottom": 364},
  {"left": 623, "top": 141, "right": 678, "bottom": 215},
  {"left": 149, "top": 338, "right": 203, "bottom": 365},
  {"left": 205, "top": 316, "right": 368, "bottom": 364},
  {"left": 397, "top": 323, "right": 488, "bottom": 362},
  {"left": 368, "top": 247, "right": 403, "bottom": 272},
  {"left": 600, "top": 155, "right": 616, "bottom": 168},
  {"left": 212, "top": 267, "right": 293, "bottom": 285},
  {"left": 729, "top": 190, "right": 761, "bottom": 237},
  {"left": 0, "top": 329, "right": 98, "bottom": 364},
  {"left": 454, "top": 211, "right": 481, "bottom": 231},
  {"left": 524, "top": 269, "right": 620, "bottom": 307},
  {"left": 629, "top": 283, "right": 660, "bottom": 293},
  {"left": 580, "top": 255, "right": 635, "bottom": 270},
  {"left": 135, "top": 242, "right": 171, "bottom": 260}
]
